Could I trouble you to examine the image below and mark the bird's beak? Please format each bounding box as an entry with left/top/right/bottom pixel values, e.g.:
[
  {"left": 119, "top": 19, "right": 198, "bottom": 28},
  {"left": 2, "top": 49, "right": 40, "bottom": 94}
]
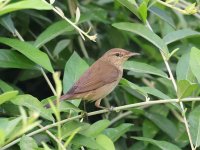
[{"left": 125, "top": 52, "right": 140, "bottom": 58}]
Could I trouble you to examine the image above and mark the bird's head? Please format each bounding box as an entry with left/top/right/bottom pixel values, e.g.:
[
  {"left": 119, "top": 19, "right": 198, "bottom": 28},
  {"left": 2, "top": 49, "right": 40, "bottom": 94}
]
[{"left": 101, "top": 48, "right": 140, "bottom": 66}]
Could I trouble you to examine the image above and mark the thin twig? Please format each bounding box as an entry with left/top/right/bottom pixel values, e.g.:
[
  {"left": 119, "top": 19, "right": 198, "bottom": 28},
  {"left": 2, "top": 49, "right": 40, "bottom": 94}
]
[
  {"left": 40, "top": 68, "right": 57, "bottom": 96},
  {"left": 2, "top": 97, "right": 200, "bottom": 150},
  {"left": 29, "top": 30, "right": 55, "bottom": 61},
  {"left": 156, "top": 0, "right": 189, "bottom": 14},
  {"left": 146, "top": 21, "right": 194, "bottom": 150},
  {"left": 42, "top": 0, "right": 97, "bottom": 42},
  {"left": 110, "top": 111, "right": 132, "bottom": 126},
  {"left": 78, "top": 36, "right": 89, "bottom": 59},
  {"left": 38, "top": 124, "right": 65, "bottom": 150},
  {"left": 11, "top": 28, "right": 57, "bottom": 96}
]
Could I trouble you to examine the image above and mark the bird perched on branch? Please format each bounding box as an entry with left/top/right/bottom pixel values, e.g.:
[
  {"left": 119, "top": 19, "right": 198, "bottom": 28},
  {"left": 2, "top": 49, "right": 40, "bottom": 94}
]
[{"left": 47, "top": 48, "right": 139, "bottom": 109}]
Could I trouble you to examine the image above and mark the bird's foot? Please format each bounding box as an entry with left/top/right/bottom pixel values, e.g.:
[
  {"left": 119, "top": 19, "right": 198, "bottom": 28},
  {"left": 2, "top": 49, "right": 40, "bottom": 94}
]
[
  {"left": 108, "top": 106, "right": 114, "bottom": 112},
  {"left": 80, "top": 110, "right": 88, "bottom": 119}
]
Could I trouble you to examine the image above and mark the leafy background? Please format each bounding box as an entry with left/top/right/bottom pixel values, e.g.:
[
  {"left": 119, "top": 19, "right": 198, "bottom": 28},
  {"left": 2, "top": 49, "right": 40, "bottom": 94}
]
[{"left": 0, "top": 0, "right": 200, "bottom": 150}]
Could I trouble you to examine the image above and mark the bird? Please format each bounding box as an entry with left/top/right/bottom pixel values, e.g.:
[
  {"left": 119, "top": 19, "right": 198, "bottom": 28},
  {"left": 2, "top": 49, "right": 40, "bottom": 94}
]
[{"left": 48, "top": 48, "right": 139, "bottom": 109}]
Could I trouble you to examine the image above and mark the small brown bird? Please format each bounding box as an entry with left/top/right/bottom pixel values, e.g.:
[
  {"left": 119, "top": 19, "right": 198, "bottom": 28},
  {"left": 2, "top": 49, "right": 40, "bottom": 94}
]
[{"left": 53, "top": 48, "right": 139, "bottom": 109}]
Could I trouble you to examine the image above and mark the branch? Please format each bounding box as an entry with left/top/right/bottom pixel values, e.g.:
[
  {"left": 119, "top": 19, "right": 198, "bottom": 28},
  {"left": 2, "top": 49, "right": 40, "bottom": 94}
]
[
  {"left": 2, "top": 97, "right": 200, "bottom": 150},
  {"left": 146, "top": 20, "right": 194, "bottom": 150}
]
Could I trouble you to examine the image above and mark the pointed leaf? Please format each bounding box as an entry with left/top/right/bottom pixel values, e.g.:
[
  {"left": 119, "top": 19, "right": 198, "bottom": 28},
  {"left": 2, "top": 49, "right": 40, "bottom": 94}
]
[
  {"left": 96, "top": 134, "right": 115, "bottom": 150},
  {"left": 0, "top": 80, "right": 14, "bottom": 92},
  {"left": 34, "top": 21, "right": 73, "bottom": 48},
  {"left": 163, "top": 29, "right": 200, "bottom": 45},
  {"left": 0, "top": 0, "right": 52, "bottom": 16},
  {"left": 124, "top": 61, "right": 168, "bottom": 78},
  {"left": 19, "top": 135, "right": 38, "bottom": 150},
  {"left": 176, "top": 52, "right": 194, "bottom": 81},
  {"left": 120, "top": 78, "right": 148, "bottom": 97},
  {"left": 113, "top": 22, "right": 169, "bottom": 55},
  {"left": 190, "top": 47, "right": 200, "bottom": 83},
  {"left": 149, "top": 6, "right": 175, "bottom": 28},
  {"left": 138, "top": 0, "right": 149, "bottom": 22},
  {"left": 116, "top": 0, "right": 140, "bottom": 18},
  {"left": 0, "top": 15, "right": 16, "bottom": 34},
  {"left": 0, "top": 117, "right": 21, "bottom": 137},
  {"left": 81, "top": 120, "right": 110, "bottom": 137},
  {"left": 144, "top": 112, "right": 178, "bottom": 139},
  {"left": 177, "top": 80, "right": 198, "bottom": 99},
  {"left": 0, "top": 49, "right": 36, "bottom": 69},
  {"left": 141, "top": 87, "right": 170, "bottom": 99},
  {"left": 11, "top": 95, "right": 54, "bottom": 121},
  {"left": 133, "top": 137, "right": 181, "bottom": 150},
  {"left": 142, "top": 119, "right": 159, "bottom": 139},
  {"left": 53, "top": 39, "right": 70, "bottom": 57},
  {"left": 104, "top": 123, "right": 133, "bottom": 142},
  {"left": 63, "top": 51, "right": 89, "bottom": 106},
  {"left": 0, "top": 91, "right": 18, "bottom": 105},
  {"left": 71, "top": 134, "right": 103, "bottom": 149},
  {"left": 0, "top": 37, "right": 54, "bottom": 73},
  {"left": 188, "top": 105, "right": 200, "bottom": 147}
]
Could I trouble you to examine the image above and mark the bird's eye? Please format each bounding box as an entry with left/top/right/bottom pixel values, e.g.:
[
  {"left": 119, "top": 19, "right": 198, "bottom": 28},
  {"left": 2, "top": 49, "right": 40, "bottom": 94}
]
[{"left": 115, "top": 53, "right": 122, "bottom": 57}]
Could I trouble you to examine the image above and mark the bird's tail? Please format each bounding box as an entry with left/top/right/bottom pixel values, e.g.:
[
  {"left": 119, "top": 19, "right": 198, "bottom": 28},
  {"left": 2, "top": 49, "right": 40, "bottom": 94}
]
[{"left": 45, "top": 94, "right": 72, "bottom": 108}]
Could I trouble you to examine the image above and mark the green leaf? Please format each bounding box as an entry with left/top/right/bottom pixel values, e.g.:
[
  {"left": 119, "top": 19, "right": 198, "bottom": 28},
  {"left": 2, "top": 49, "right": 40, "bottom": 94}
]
[
  {"left": 71, "top": 134, "right": 103, "bottom": 149},
  {"left": 63, "top": 51, "right": 89, "bottom": 92},
  {"left": 0, "top": 129, "right": 5, "bottom": 146},
  {"left": 190, "top": 47, "right": 200, "bottom": 83},
  {"left": 0, "top": 80, "right": 14, "bottom": 92},
  {"left": 104, "top": 123, "right": 133, "bottom": 142},
  {"left": 82, "top": 6, "right": 108, "bottom": 23},
  {"left": 96, "top": 134, "right": 115, "bottom": 150},
  {"left": 142, "top": 119, "right": 159, "bottom": 139},
  {"left": 138, "top": 0, "right": 149, "bottom": 22},
  {"left": 19, "top": 135, "right": 38, "bottom": 150},
  {"left": 34, "top": 21, "right": 73, "bottom": 48},
  {"left": 120, "top": 78, "right": 148, "bottom": 98},
  {"left": 11, "top": 95, "right": 54, "bottom": 121},
  {"left": 149, "top": 6, "right": 175, "bottom": 28},
  {"left": 53, "top": 39, "right": 70, "bottom": 57},
  {"left": 42, "top": 142, "right": 51, "bottom": 150},
  {"left": 177, "top": 80, "right": 198, "bottom": 99},
  {"left": 0, "top": 15, "right": 16, "bottom": 34},
  {"left": 188, "top": 105, "right": 200, "bottom": 147},
  {"left": 133, "top": 137, "right": 181, "bottom": 150},
  {"left": 59, "top": 101, "right": 81, "bottom": 113},
  {"left": 116, "top": 0, "right": 140, "bottom": 19},
  {"left": 144, "top": 112, "right": 178, "bottom": 139},
  {"left": 63, "top": 51, "right": 89, "bottom": 106},
  {"left": 81, "top": 120, "right": 110, "bottom": 137},
  {"left": 112, "top": 22, "right": 169, "bottom": 55},
  {"left": 0, "top": 90, "right": 18, "bottom": 105},
  {"left": 61, "top": 120, "right": 89, "bottom": 139},
  {"left": 0, "top": 0, "right": 52, "bottom": 16},
  {"left": 141, "top": 87, "right": 170, "bottom": 99},
  {"left": 163, "top": 29, "right": 200, "bottom": 45},
  {"left": 0, "top": 49, "right": 36, "bottom": 69},
  {"left": 124, "top": 61, "right": 168, "bottom": 78},
  {"left": 0, "top": 37, "right": 54, "bottom": 73},
  {"left": 0, "top": 117, "right": 21, "bottom": 137},
  {"left": 176, "top": 52, "right": 194, "bottom": 81}
]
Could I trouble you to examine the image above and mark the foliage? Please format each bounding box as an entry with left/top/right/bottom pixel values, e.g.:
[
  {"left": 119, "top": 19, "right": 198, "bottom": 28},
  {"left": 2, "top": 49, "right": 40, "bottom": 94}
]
[{"left": 0, "top": 0, "right": 200, "bottom": 150}]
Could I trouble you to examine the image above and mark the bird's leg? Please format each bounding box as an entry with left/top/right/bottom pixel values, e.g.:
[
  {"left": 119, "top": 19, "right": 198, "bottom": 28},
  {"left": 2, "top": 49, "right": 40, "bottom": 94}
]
[
  {"left": 83, "top": 101, "right": 89, "bottom": 122},
  {"left": 95, "top": 99, "right": 106, "bottom": 109},
  {"left": 95, "top": 99, "right": 114, "bottom": 111}
]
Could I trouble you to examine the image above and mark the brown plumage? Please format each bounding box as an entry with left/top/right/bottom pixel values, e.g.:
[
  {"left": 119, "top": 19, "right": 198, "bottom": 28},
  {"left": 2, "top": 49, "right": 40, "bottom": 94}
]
[{"left": 50, "top": 48, "right": 139, "bottom": 109}]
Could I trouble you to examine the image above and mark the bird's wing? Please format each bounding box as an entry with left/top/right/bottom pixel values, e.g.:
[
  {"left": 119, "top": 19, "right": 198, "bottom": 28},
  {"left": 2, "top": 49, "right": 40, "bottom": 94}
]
[{"left": 67, "top": 60, "right": 121, "bottom": 95}]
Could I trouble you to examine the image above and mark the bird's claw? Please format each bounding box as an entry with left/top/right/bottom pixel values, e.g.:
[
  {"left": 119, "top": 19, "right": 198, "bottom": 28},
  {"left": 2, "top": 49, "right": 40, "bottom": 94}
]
[
  {"left": 80, "top": 110, "right": 88, "bottom": 118},
  {"left": 107, "top": 106, "right": 114, "bottom": 112}
]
